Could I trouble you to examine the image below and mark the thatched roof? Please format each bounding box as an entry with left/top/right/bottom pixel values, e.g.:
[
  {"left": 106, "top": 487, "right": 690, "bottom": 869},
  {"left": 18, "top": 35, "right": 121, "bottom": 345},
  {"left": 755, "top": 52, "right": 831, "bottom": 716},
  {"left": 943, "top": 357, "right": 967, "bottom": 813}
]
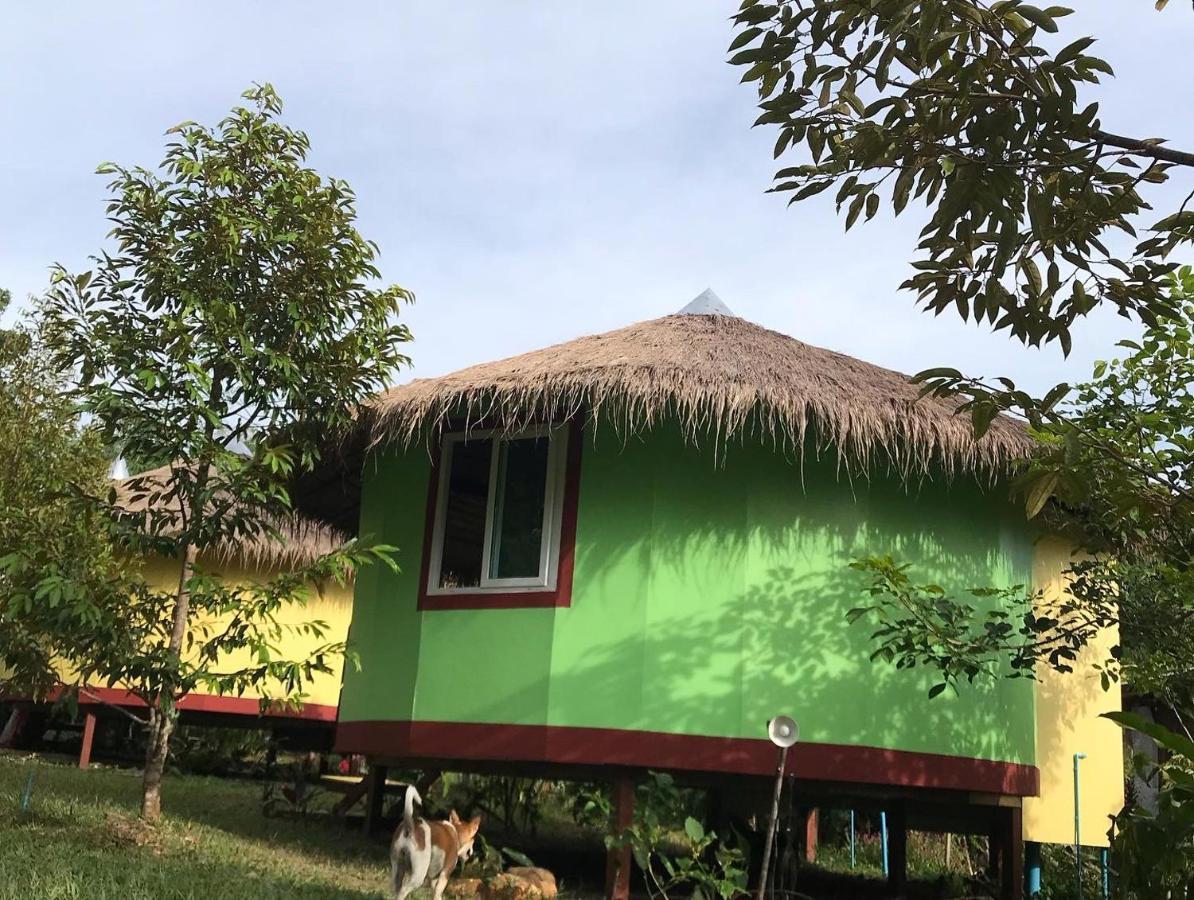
[
  {"left": 113, "top": 464, "right": 348, "bottom": 570},
  {"left": 368, "top": 300, "right": 1033, "bottom": 478}
]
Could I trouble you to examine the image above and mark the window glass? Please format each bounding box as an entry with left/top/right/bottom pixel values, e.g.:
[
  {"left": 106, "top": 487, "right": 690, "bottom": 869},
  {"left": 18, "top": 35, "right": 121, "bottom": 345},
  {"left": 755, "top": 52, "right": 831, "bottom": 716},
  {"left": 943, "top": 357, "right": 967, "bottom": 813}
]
[
  {"left": 437, "top": 438, "right": 492, "bottom": 588},
  {"left": 489, "top": 436, "right": 550, "bottom": 579}
]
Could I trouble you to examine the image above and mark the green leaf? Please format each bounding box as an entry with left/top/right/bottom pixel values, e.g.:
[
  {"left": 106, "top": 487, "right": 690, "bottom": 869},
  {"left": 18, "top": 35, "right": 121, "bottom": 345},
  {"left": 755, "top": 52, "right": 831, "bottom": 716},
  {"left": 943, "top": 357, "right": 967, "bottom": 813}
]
[
  {"left": 1018, "top": 5, "right": 1060, "bottom": 32},
  {"left": 1020, "top": 259, "right": 1043, "bottom": 296},
  {"left": 1054, "top": 36, "right": 1096, "bottom": 66},
  {"left": 913, "top": 366, "right": 963, "bottom": 382},
  {"left": 845, "top": 195, "right": 866, "bottom": 231},
  {"left": 970, "top": 402, "right": 999, "bottom": 440},
  {"left": 728, "top": 27, "right": 763, "bottom": 52},
  {"left": 501, "top": 848, "right": 535, "bottom": 867},
  {"left": 684, "top": 816, "right": 706, "bottom": 844},
  {"left": 892, "top": 168, "right": 915, "bottom": 215},
  {"left": 1023, "top": 471, "right": 1060, "bottom": 519},
  {"left": 1103, "top": 712, "right": 1194, "bottom": 761}
]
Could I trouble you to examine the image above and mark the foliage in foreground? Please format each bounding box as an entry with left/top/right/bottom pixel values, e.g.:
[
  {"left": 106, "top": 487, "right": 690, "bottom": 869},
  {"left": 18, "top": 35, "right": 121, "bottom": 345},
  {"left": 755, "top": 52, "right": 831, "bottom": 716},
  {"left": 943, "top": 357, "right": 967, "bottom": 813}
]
[
  {"left": 730, "top": 0, "right": 1193, "bottom": 351},
  {"left": 6, "top": 83, "right": 412, "bottom": 822},
  {"left": 0, "top": 292, "right": 117, "bottom": 701},
  {"left": 606, "top": 772, "right": 746, "bottom": 900},
  {"left": 1105, "top": 712, "right": 1194, "bottom": 897},
  {"left": 851, "top": 273, "right": 1194, "bottom": 714}
]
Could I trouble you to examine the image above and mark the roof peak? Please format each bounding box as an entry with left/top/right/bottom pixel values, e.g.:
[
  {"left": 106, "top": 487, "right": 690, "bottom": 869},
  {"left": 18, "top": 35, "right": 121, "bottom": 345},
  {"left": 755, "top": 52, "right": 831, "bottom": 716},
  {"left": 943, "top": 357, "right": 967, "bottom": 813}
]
[{"left": 676, "top": 288, "right": 736, "bottom": 317}]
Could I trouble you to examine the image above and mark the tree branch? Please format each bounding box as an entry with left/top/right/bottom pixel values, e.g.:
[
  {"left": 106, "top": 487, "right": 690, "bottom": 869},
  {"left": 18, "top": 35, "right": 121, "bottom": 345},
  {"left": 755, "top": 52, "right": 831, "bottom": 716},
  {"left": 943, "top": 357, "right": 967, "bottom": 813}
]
[
  {"left": 77, "top": 687, "right": 150, "bottom": 727},
  {"left": 1093, "top": 130, "right": 1194, "bottom": 168}
]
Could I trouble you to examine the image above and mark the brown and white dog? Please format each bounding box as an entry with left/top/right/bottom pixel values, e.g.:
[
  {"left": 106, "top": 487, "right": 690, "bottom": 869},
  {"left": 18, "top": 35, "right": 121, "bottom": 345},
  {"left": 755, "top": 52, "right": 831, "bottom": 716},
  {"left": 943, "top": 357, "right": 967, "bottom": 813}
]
[{"left": 391, "top": 786, "right": 482, "bottom": 900}]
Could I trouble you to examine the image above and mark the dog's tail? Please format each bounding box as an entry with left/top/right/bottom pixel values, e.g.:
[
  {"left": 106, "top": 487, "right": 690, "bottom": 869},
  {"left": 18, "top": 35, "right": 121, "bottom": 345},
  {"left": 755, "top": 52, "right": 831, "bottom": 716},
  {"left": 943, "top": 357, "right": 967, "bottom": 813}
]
[{"left": 403, "top": 785, "right": 422, "bottom": 830}]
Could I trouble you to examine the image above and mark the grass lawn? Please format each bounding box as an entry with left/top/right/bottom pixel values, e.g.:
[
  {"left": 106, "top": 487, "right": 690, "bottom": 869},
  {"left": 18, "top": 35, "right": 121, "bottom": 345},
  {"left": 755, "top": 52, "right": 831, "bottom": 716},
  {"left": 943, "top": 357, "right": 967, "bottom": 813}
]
[
  {"left": 0, "top": 750, "right": 392, "bottom": 900},
  {"left": 0, "top": 750, "right": 1051, "bottom": 900}
]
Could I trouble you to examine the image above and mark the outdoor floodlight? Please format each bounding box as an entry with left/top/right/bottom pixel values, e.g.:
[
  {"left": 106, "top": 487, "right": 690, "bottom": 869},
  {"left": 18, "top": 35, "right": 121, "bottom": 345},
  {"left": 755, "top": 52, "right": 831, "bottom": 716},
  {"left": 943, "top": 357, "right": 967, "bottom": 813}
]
[
  {"left": 767, "top": 715, "right": 799, "bottom": 748},
  {"left": 757, "top": 715, "right": 800, "bottom": 900}
]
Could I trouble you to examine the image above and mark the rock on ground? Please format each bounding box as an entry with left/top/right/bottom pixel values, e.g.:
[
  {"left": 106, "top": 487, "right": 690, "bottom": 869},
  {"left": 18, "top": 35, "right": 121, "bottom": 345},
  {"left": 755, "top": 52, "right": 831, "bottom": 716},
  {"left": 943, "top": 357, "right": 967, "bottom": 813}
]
[{"left": 479, "top": 867, "right": 559, "bottom": 900}]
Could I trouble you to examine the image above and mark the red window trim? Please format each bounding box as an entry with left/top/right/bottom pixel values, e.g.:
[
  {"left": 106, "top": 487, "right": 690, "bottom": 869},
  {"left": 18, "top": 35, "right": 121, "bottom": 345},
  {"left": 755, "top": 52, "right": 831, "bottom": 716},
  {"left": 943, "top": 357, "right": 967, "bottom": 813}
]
[{"left": 417, "top": 418, "right": 583, "bottom": 611}]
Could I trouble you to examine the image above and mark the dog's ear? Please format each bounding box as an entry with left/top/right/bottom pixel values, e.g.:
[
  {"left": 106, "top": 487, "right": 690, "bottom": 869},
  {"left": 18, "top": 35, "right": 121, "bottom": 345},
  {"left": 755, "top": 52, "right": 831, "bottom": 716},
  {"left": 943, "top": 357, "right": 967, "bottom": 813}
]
[{"left": 449, "top": 809, "right": 461, "bottom": 825}]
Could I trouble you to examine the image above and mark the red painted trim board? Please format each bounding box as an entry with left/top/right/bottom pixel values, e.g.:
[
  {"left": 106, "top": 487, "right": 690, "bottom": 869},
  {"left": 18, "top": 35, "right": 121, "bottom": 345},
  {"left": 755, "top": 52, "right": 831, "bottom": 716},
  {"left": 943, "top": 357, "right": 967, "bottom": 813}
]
[
  {"left": 6, "top": 686, "right": 338, "bottom": 723},
  {"left": 335, "top": 720, "right": 1040, "bottom": 796}
]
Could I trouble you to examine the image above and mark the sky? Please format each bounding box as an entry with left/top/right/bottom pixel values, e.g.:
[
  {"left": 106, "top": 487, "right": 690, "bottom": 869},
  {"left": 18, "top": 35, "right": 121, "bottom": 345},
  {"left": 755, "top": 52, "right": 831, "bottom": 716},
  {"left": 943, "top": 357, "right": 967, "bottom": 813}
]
[{"left": 3, "top": 2, "right": 1192, "bottom": 395}]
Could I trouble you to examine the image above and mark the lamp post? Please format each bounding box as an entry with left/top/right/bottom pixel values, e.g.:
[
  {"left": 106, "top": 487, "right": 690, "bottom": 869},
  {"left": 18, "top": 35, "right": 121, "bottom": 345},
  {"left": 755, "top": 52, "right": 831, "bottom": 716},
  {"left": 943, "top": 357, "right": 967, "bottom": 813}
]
[
  {"left": 1074, "top": 752, "right": 1087, "bottom": 900},
  {"left": 756, "top": 715, "right": 799, "bottom": 900}
]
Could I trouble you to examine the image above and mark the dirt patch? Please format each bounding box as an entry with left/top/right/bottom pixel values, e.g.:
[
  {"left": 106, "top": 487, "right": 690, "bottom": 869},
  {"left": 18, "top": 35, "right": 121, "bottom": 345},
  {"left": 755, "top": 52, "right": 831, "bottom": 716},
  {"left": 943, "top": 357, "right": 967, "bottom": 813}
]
[{"left": 103, "top": 811, "right": 167, "bottom": 855}]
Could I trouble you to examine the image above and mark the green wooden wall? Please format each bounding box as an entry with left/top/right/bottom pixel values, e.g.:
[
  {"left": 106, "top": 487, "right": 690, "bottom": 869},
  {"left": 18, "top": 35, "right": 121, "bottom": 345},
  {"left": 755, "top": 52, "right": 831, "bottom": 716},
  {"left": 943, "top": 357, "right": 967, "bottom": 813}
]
[{"left": 340, "top": 423, "right": 1036, "bottom": 767}]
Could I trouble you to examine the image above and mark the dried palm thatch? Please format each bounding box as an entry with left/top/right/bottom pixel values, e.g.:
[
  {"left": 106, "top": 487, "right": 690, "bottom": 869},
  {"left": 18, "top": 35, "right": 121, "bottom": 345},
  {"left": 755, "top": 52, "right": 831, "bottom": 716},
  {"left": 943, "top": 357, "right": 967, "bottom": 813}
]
[
  {"left": 368, "top": 312, "right": 1033, "bottom": 478},
  {"left": 112, "top": 464, "right": 347, "bottom": 570}
]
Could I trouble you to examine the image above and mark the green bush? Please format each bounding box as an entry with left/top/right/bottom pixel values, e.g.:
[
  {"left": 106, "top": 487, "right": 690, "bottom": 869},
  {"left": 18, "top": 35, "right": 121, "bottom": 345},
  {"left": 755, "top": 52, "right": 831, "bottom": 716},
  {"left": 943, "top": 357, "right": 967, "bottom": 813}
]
[{"left": 610, "top": 772, "right": 747, "bottom": 900}]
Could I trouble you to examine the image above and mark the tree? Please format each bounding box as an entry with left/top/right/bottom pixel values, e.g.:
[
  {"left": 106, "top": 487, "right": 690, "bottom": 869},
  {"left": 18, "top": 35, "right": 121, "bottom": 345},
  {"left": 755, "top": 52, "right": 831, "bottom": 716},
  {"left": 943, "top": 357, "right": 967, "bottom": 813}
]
[
  {"left": 1104, "top": 710, "right": 1194, "bottom": 897},
  {"left": 726, "top": 0, "right": 1194, "bottom": 707},
  {"left": 36, "top": 84, "right": 412, "bottom": 821},
  {"left": 0, "top": 291, "right": 118, "bottom": 701},
  {"left": 725, "top": 0, "right": 1194, "bottom": 873},
  {"left": 729, "top": 0, "right": 1194, "bottom": 352},
  {"left": 851, "top": 271, "right": 1194, "bottom": 721}
]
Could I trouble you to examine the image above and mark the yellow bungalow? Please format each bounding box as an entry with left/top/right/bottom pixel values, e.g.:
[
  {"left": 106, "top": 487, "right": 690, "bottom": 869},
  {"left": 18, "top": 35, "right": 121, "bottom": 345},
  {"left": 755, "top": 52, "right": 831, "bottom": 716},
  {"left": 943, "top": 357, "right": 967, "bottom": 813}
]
[{"left": 0, "top": 464, "right": 354, "bottom": 768}]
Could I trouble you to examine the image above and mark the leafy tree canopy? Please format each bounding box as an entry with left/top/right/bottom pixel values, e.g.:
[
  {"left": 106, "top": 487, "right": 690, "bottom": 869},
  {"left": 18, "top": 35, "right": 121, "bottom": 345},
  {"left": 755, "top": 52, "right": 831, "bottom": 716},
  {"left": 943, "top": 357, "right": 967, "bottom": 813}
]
[
  {"left": 730, "top": 0, "right": 1194, "bottom": 352},
  {"left": 852, "top": 265, "right": 1194, "bottom": 719},
  {"left": 29, "top": 84, "right": 412, "bottom": 820},
  {"left": 727, "top": 0, "right": 1194, "bottom": 875},
  {"left": 0, "top": 293, "right": 117, "bottom": 699}
]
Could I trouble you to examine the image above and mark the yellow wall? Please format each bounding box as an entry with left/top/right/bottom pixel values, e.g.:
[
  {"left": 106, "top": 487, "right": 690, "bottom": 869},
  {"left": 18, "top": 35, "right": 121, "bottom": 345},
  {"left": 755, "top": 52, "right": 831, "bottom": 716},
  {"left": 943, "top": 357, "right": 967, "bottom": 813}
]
[
  {"left": 137, "top": 555, "right": 355, "bottom": 711},
  {"left": 1023, "top": 535, "right": 1124, "bottom": 847},
  {"left": 30, "top": 553, "right": 355, "bottom": 713}
]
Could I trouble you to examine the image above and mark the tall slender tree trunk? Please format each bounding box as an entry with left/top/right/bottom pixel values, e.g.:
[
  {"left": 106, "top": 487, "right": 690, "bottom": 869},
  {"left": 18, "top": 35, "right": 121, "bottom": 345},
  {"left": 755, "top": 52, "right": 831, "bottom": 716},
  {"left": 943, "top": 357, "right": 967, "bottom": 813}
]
[
  {"left": 137, "top": 380, "right": 221, "bottom": 822},
  {"left": 140, "top": 707, "right": 176, "bottom": 820},
  {"left": 139, "top": 540, "right": 197, "bottom": 822}
]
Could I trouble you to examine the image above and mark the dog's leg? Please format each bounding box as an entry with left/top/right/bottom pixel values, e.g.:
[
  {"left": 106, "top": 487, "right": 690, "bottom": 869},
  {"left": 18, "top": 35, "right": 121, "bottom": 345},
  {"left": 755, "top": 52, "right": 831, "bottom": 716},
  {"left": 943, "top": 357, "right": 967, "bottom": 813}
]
[
  {"left": 392, "top": 848, "right": 413, "bottom": 900},
  {"left": 393, "top": 866, "right": 412, "bottom": 900},
  {"left": 404, "top": 826, "right": 433, "bottom": 898},
  {"left": 431, "top": 871, "right": 450, "bottom": 900}
]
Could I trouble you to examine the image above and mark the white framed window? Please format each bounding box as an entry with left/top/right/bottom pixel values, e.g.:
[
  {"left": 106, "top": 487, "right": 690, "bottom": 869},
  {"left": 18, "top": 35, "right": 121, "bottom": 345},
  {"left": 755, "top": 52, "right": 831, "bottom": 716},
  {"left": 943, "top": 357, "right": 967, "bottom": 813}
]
[{"left": 426, "top": 426, "right": 569, "bottom": 594}]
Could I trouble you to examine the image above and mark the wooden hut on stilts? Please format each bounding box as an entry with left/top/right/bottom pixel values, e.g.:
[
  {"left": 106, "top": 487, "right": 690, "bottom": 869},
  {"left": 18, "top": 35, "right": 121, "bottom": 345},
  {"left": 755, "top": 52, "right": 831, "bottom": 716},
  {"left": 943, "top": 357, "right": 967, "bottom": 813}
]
[
  {"left": 1, "top": 463, "right": 355, "bottom": 768},
  {"left": 300, "top": 291, "right": 1125, "bottom": 899}
]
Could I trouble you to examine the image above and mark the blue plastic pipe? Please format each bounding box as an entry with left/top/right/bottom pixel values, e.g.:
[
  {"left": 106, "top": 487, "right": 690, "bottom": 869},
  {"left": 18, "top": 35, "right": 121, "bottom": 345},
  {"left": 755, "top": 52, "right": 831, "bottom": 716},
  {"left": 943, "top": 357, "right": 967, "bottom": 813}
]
[
  {"left": 1100, "top": 847, "right": 1109, "bottom": 900},
  {"left": 880, "top": 811, "right": 889, "bottom": 876},
  {"left": 1074, "top": 753, "right": 1087, "bottom": 900},
  {"left": 19, "top": 771, "right": 35, "bottom": 811},
  {"left": 1025, "top": 841, "right": 1042, "bottom": 897},
  {"left": 849, "top": 810, "right": 856, "bottom": 868}
]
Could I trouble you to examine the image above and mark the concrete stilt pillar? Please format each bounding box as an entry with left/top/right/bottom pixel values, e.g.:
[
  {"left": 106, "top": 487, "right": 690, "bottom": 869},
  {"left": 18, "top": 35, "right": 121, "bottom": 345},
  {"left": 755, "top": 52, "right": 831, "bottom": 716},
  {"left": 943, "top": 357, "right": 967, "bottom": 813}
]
[
  {"left": 605, "top": 775, "right": 635, "bottom": 900},
  {"left": 1025, "top": 841, "right": 1043, "bottom": 897},
  {"left": 78, "top": 711, "right": 97, "bottom": 770}
]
